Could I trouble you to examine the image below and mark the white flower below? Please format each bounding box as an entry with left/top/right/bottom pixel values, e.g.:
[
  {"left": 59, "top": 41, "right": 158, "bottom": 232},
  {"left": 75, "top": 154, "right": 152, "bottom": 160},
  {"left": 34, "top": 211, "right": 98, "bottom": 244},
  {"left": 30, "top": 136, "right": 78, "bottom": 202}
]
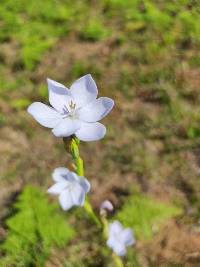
[
  {"left": 27, "top": 74, "right": 114, "bottom": 141},
  {"left": 48, "top": 167, "right": 90, "bottom": 211},
  {"left": 107, "top": 220, "right": 135, "bottom": 256}
]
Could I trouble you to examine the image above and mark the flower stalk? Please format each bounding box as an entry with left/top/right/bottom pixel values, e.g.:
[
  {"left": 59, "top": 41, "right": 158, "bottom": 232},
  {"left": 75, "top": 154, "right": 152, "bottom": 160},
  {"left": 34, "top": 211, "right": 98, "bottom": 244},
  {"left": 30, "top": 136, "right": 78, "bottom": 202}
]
[
  {"left": 65, "top": 137, "right": 101, "bottom": 228},
  {"left": 112, "top": 253, "right": 125, "bottom": 267},
  {"left": 66, "top": 136, "right": 124, "bottom": 267}
]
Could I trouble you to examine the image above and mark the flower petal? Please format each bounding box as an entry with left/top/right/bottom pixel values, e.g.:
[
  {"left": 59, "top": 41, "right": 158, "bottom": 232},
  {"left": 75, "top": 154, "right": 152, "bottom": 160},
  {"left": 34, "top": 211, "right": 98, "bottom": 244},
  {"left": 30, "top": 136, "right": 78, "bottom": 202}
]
[
  {"left": 27, "top": 102, "right": 62, "bottom": 128},
  {"left": 47, "top": 78, "right": 72, "bottom": 113},
  {"left": 52, "top": 167, "right": 69, "bottom": 182},
  {"left": 75, "top": 122, "right": 106, "bottom": 141},
  {"left": 107, "top": 236, "right": 116, "bottom": 249},
  {"left": 120, "top": 228, "right": 135, "bottom": 246},
  {"left": 52, "top": 118, "right": 81, "bottom": 137},
  {"left": 66, "top": 171, "right": 79, "bottom": 183},
  {"left": 59, "top": 189, "right": 74, "bottom": 210},
  {"left": 79, "top": 97, "right": 114, "bottom": 122},
  {"left": 69, "top": 173, "right": 90, "bottom": 193},
  {"left": 71, "top": 183, "right": 85, "bottom": 206},
  {"left": 47, "top": 182, "right": 67, "bottom": 194},
  {"left": 70, "top": 74, "right": 98, "bottom": 108},
  {"left": 78, "top": 177, "right": 91, "bottom": 193},
  {"left": 109, "top": 221, "right": 123, "bottom": 235},
  {"left": 113, "top": 243, "right": 127, "bottom": 256}
]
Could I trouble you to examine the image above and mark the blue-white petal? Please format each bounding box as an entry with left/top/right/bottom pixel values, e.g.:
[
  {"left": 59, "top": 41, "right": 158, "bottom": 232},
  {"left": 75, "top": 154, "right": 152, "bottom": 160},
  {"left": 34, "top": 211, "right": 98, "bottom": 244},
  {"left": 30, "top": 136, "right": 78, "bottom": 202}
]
[
  {"left": 71, "top": 183, "right": 85, "bottom": 206},
  {"left": 27, "top": 102, "right": 62, "bottom": 128},
  {"left": 113, "top": 243, "right": 127, "bottom": 256},
  {"left": 120, "top": 228, "right": 135, "bottom": 246},
  {"left": 47, "top": 182, "right": 67, "bottom": 194},
  {"left": 47, "top": 78, "right": 72, "bottom": 113},
  {"left": 79, "top": 97, "right": 114, "bottom": 122},
  {"left": 52, "top": 167, "right": 69, "bottom": 182},
  {"left": 52, "top": 118, "right": 81, "bottom": 137},
  {"left": 79, "top": 177, "right": 91, "bottom": 193},
  {"left": 107, "top": 236, "right": 116, "bottom": 248},
  {"left": 68, "top": 172, "right": 90, "bottom": 193},
  {"left": 75, "top": 122, "right": 106, "bottom": 141},
  {"left": 109, "top": 221, "right": 123, "bottom": 235},
  {"left": 59, "top": 189, "right": 74, "bottom": 210},
  {"left": 70, "top": 74, "right": 98, "bottom": 108}
]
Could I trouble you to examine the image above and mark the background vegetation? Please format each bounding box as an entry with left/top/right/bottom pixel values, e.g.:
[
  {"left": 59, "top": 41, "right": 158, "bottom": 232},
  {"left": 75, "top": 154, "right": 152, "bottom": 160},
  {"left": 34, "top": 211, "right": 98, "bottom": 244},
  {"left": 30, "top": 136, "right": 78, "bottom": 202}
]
[{"left": 0, "top": 0, "right": 200, "bottom": 266}]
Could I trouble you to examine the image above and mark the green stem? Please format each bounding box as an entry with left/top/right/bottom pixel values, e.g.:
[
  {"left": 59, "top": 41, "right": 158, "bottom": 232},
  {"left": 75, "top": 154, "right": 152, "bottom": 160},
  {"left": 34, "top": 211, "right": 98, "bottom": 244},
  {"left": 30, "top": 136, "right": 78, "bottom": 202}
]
[
  {"left": 101, "top": 215, "right": 108, "bottom": 240},
  {"left": 112, "top": 253, "right": 124, "bottom": 267},
  {"left": 84, "top": 198, "right": 102, "bottom": 228},
  {"left": 64, "top": 137, "right": 124, "bottom": 267},
  {"left": 65, "top": 137, "right": 101, "bottom": 228}
]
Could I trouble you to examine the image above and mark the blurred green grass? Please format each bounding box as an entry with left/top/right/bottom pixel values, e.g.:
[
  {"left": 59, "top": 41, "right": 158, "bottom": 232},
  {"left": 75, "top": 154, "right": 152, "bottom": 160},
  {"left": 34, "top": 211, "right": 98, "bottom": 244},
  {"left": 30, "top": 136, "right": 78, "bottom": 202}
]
[
  {"left": 1, "top": 185, "right": 75, "bottom": 266},
  {"left": 116, "top": 189, "right": 182, "bottom": 240}
]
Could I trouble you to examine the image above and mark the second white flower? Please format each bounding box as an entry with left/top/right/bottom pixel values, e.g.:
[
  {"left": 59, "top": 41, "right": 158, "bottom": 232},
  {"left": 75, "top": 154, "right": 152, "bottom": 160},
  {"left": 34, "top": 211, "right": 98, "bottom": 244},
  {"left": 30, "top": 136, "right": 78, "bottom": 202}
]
[{"left": 48, "top": 167, "right": 90, "bottom": 210}]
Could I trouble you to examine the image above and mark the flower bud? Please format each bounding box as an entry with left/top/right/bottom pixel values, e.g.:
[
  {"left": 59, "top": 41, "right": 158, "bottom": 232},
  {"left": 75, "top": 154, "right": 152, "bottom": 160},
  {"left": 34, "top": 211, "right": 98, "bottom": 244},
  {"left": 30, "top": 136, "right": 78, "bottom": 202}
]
[{"left": 100, "top": 200, "right": 114, "bottom": 215}]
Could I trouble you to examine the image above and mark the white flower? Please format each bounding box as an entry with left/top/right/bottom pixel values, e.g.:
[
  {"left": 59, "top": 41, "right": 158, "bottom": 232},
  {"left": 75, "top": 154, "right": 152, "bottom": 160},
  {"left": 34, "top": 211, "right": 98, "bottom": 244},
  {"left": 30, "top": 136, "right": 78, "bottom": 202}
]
[
  {"left": 27, "top": 74, "right": 114, "bottom": 141},
  {"left": 107, "top": 220, "right": 135, "bottom": 256},
  {"left": 47, "top": 167, "right": 90, "bottom": 210}
]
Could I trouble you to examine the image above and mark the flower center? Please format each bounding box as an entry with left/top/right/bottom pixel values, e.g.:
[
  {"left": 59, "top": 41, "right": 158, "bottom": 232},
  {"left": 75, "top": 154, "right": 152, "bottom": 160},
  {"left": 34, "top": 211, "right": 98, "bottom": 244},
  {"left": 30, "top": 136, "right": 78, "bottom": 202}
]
[
  {"left": 62, "top": 100, "right": 79, "bottom": 119},
  {"left": 69, "top": 100, "right": 76, "bottom": 110},
  {"left": 65, "top": 181, "right": 77, "bottom": 193}
]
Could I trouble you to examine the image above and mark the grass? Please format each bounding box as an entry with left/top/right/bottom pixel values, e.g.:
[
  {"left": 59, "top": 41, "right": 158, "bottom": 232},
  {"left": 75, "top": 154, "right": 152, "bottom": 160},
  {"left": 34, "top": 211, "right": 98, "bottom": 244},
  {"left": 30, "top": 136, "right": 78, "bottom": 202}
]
[
  {"left": 1, "top": 185, "right": 75, "bottom": 266},
  {"left": 0, "top": 0, "right": 74, "bottom": 70},
  {"left": 80, "top": 19, "right": 111, "bottom": 41},
  {"left": 116, "top": 190, "right": 182, "bottom": 240}
]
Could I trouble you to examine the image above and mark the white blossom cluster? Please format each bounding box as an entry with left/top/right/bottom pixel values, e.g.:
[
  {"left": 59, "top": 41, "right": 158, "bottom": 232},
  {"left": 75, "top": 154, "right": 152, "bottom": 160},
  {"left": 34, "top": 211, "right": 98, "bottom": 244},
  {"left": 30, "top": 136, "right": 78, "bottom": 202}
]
[{"left": 28, "top": 74, "right": 134, "bottom": 256}]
